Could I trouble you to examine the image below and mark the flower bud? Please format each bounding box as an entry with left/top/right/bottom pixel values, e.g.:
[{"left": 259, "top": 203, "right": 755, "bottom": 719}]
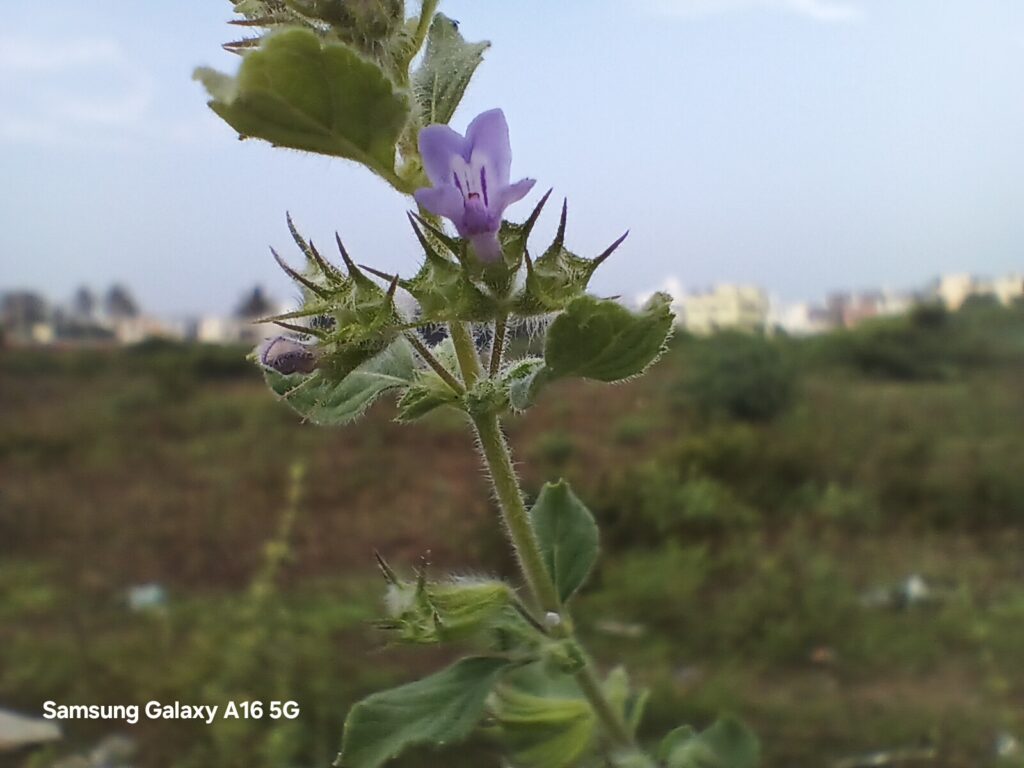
[
  {"left": 257, "top": 336, "right": 319, "bottom": 375},
  {"left": 380, "top": 575, "right": 514, "bottom": 645}
]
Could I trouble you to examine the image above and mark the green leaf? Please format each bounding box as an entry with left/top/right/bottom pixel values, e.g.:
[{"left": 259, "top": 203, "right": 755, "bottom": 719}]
[
  {"left": 509, "top": 294, "right": 674, "bottom": 410},
  {"left": 266, "top": 337, "right": 415, "bottom": 425},
  {"left": 395, "top": 337, "right": 463, "bottom": 421},
  {"left": 195, "top": 28, "right": 410, "bottom": 179},
  {"left": 603, "top": 666, "right": 649, "bottom": 738},
  {"left": 529, "top": 480, "right": 599, "bottom": 603},
  {"left": 395, "top": 385, "right": 458, "bottom": 421},
  {"left": 490, "top": 684, "right": 595, "bottom": 768},
  {"left": 504, "top": 357, "right": 546, "bottom": 412},
  {"left": 338, "top": 656, "right": 514, "bottom": 768},
  {"left": 545, "top": 293, "right": 674, "bottom": 383},
  {"left": 659, "top": 718, "right": 760, "bottom": 768},
  {"left": 412, "top": 13, "right": 489, "bottom": 125}
]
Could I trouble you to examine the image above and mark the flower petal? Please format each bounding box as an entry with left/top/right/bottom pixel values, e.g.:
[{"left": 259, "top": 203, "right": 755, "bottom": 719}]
[
  {"left": 497, "top": 178, "right": 536, "bottom": 212},
  {"left": 468, "top": 232, "right": 504, "bottom": 263},
  {"left": 419, "top": 124, "right": 469, "bottom": 187},
  {"left": 414, "top": 185, "right": 466, "bottom": 228},
  {"left": 465, "top": 109, "right": 511, "bottom": 188}
]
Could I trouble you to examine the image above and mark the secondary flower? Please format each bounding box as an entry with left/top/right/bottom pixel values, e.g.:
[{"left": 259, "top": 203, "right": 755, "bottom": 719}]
[
  {"left": 258, "top": 336, "right": 319, "bottom": 375},
  {"left": 414, "top": 108, "right": 535, "bottom": 263}
]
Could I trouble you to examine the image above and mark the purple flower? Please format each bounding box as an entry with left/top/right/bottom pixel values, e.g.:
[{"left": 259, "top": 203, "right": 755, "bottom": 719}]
[
  {"left": 258, "top": 336, "right": 319, "bottom": 375},
  {"left": 414, "top": 109, "right": 535, "bottom": 263}
]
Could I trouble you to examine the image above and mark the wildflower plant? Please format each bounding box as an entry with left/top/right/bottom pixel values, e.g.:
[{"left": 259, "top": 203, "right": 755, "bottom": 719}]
[{"left": 196, "top": 3, "right": 758, "bottom": 767}]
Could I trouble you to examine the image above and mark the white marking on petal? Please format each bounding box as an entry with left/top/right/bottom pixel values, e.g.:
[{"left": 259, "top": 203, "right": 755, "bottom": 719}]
[{"left": 449, "top": 154, "right": 474, "bottom": 199}]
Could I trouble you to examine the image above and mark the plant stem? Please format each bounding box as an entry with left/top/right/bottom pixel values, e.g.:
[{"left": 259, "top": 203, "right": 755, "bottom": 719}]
[
  {"left": 489, "top": 315, "right": 508, "bottom": 377},
  {"left": 449, "top": 322, "right": 482, "bottom": 388},
  {"left": 473, "top": 413, "right": 561, "bottom": 614},
  {"left": 408, "top": 0, "right": 439, "bottom": 68},
  {"left": 471, "top": 411, "right": 636, "bottom": 751},
  {"left": 445, "top": 319, "right": 636, "bottom": 751},
  {"left": 574, "top": 663, "right": 636, "bottom": 748},
  {"left": 405, "top": 332, "right": 465, "bottom": 395}
]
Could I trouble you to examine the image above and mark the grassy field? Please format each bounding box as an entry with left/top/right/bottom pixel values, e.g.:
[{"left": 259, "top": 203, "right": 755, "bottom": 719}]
[{"left": 2, "top": 302, "right": 1024, "bottom": 768}]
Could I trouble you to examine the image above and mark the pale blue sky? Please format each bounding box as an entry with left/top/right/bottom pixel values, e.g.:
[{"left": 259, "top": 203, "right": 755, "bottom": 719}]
[{"left": 1, "top": 1, "right": 1022, "bottom": 315}]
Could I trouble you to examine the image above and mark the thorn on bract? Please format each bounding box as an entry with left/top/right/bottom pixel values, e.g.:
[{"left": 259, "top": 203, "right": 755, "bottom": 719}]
[
  {"left": 553, "top": 198, "right": 568, "bottom": 249},
  {"left": 271, "top": 247, "right": 330, "bottom": 298},
  {"left": 374, "top": 550, "right": 399, "bottom": 584},
  {"left": 360, "top": 263, "right": 396, "bottom": 281},
  {"left": 334, "top": 232, "right": 361, "bottom": 274},
  {"left": 523, "top": 188, "right": 553, "bottom": 234},
  {"left": 593, "top": 230, "right": 629, "bottom": 268}
]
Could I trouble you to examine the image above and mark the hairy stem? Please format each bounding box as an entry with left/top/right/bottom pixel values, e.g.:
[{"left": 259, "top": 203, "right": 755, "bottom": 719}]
[
  {"left": 471, "top": 412, "right": 636, "bottom": 751},
  {"left": 489, "top": 314, "right": 508, "bottom": 377},
  {"left": 574, "top": 663, "right": 636, "bottom": 748},
  {"left": 445, "top": 319, "right": 636, "bottom": 751},
  {"left": 408, "top": 0, "right": 439, "bottom": 67},
  {"left": 473, "top": 413, "right": 561, "bottom": 614},
  {"left": 449, "top": 321, "right": 482, "bottom": 388}
]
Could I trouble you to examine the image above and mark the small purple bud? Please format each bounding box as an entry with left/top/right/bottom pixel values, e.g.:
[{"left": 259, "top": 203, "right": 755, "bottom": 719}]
[
  {"left": 258, "top": 336, "right": 319, "bottom": 375},
  {"left": 414, "top": 109, "right": 535, "bottom": 263}
]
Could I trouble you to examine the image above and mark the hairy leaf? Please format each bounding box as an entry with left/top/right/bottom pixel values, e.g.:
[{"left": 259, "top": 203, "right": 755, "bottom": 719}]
[
  {"left": 505, "top": 357, "right": 545, "bottom": 412},
  {"left": 395, "top": 384, "right": 458, "bottom": 421},
  {"left": 195, "top": 28, "right": 409, "bottom": 178},
  {"left": 412, "top": 13, "right": 489, "bottom": 125},
  {"left": 338, "top": 656, "right": 514, "bottom": 768},
  {"left": 490, "top": 684, "right": 595, "bottom": 768},
  {"left": 395, "top": 337, "right": 463, "bottom": 421},
  {"left": 266, "top": 337, "right": 415, "bottom": 424},
  {"left": 529, "top": 480, "right": 599, "bottom": 603},
  {"left": 544, "top": 293, "right": 674, "bottom": 383},
  {"left": 510, "top": 294, "right": 674, "bottom": 409}
]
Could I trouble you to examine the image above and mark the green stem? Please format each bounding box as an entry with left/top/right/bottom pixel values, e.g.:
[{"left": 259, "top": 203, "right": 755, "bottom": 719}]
[
  {"left": 471, "top": 412, "right": 636, "bottom": 752},
  {"left": 575, "top": 663, "right": 635, "bottom": 748},
  {"left": 446, "top": 319, "right": 636, "bottom": 752},
  {"left": 473, "top": 413, "right": 561, "bottom": 614},
  {"left": 449, "top": 322, "right": 482, "bottom": 388},
  {"left": 489, "top": 315, "right": 508, "bottom": 377},
  {"left": 408, "top": 0, "right": 439, "bottom": 67}
]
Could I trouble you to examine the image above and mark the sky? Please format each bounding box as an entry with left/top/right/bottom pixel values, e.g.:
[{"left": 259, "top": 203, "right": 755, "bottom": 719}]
[{"left": 1, "top": 0, "right": 1022, "bottom": 316}]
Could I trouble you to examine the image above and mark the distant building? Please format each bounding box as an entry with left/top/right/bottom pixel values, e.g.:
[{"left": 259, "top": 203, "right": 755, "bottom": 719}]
[
  {"left": 932, "top": 272, "right": 1024, "bottom": 310},
  {"left": 109, "top": 316, "right": 181, "bottom": 345},
  {"left": 824, "top": 289, "right": 915, "bottom": 329},
  {"left": 681, "top": 284, "right": 769, "bottom": 335},
  {"left": 935, "top": 274, "right": 985, "bottom": 310},
  {"left": 194, "top": 286, "right": 283, "bottom": 345},
  {"left": 195, "top": 315, "right": 242, "bottom": 344},
  {"left": 831, "top": 291, "right": 875, "bottom": 328},
  {"left": 770, "top": 301, "right": 832, "bottom": 336},
  {"left": 877, "top": 291, "right": 914, "bottom": 317},
  {"left": 993, "top": 274, "right": 1024, "bottom": 306}
]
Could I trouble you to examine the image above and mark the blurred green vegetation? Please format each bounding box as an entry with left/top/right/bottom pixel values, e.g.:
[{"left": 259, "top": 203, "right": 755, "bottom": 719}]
[{"left": 2, "top": 303, "right": 1024, "bottom": 767}]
